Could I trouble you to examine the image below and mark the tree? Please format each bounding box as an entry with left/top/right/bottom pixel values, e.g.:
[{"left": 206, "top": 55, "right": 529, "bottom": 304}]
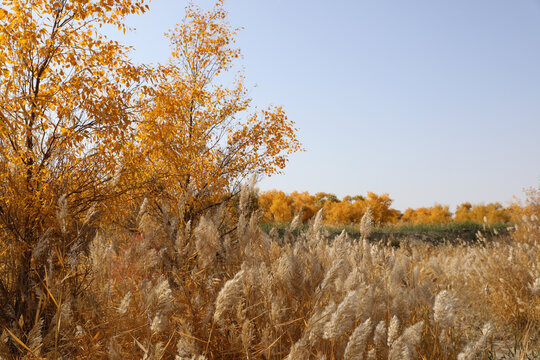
[
  {"left": 315, "top": 192, "right": 339, "bottom": 207},
  {"left": 455, "top": 202, "right": 511, "bottom": 224},
  {"left": 428, "top": 204, "right": 452, "bottom": 224},
  {"left": 454, "top": 202, "right": 473, "bottom": 222},
  {"left": 290, "top": 191, "right": 318, "bottom": 221},
  {"left": 511, "top": 183, "right": 540, "bottom": 243},
  {"left": 135, "top": 1, "right": 301, "bottom": 223},
  {"left": 0, "top": 0, "right": 301, "bottom": 353},
  {"left": 324, "top": 199, "right": 359, "bottom": 224},
  {"left": 364, "top": 192, "right": 400, "bottom": 225},
  {"left": 258, "top": 190, "right": 294, "bottom": 223},
  {"left": 323, "top": 192, "right": 400, "bottom": 225},
  {"left": 402, "top": 204, "right": 452, "bottom": 224},
  {"left": 0, "top": 0, "right": 150, "bottom": 347}
]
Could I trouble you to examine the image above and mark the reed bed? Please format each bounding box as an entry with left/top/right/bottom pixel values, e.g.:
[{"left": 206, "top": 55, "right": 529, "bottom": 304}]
[{"left": 1, "top": 187, "right": 538, "bottom": 359}]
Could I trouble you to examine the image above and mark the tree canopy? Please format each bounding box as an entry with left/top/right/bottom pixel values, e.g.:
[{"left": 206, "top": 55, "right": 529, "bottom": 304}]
[{"left": 0, "top": 0, "right": 301, "bottom": 351}]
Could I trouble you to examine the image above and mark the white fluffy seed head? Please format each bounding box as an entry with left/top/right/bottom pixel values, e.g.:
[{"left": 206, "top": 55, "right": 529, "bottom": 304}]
[
  {"left": 194, "top": 216, "right": 220, "bottom": 268},
  {"left": 214, "top": 269, "right": 245, "bottom": 325},
  {"left": 324, "top": 290, "right": 359, "bottom": 340},
  {"left": 374, "top": 320, "right": 387, "bottom": 346},
  {"left": 150, "top": 314, "right": 167, "bottom": 334},
  {"left": 27, "top": 318, "right": 43, "bottom": 355},
  {"left": 175, "top": 320, "right": 198, "bottom": 358},
  {"left": 290, "top": 211, "right": 303, "bottom": 231},
  {"left": 89, "top": 233, "right": 114, "bottom": 275},
  {"left": 388, "top": 321, "right": 423, "bottom": 360},
  {"left": 481, "top": 322, "right": 493, "bottom": 338},
  {"left": 360, "top": 207, "right": 374, "bottom": 239},
  {"left": 309, "top": 208, "right": 324, "bottom": 237},
  {"left": 241, "top": 320, "right": 254, "bottom": 352},
  {"left": 308, "top": 301, "right": 337, "bottom": 344},
  {"left": 239, "top": 184, "right": 249, "bottom": 212},
  {"left": 457, "top": 321, "right": 494, "bottom": 360},
  {"left": 284, "top": 337, "right": 309, "bottom": 360},
  {"left": 433, "top": 290, "right": 456, "bottom": 328},
  {"left": 343, "top": 318, "right": 372, "bottom": 360},
  {"left": 320, "top": 258, "right": 350, "bottom": 293},
  {"left": 402, "top": 321, "right": 424, "bottom": 350},
  {"left": 387, "top": 315, "right": 400, "bottom": 346},
  {"left": 152, "top": 278, "right": 173, "bottom": 310}
]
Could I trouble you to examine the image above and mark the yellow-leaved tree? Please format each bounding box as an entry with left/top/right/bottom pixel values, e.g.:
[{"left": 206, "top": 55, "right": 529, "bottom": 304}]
[
  {"left": 0, "top": 0, "right": 300, "bottom": 354},
  {"left": 402, "top": 204, "right": 453, "bottom": 224},
  {"left": 454, "top": 202, "right": 512, "bottom": 224},
  {"left": 0, "top": 0, "right": 151, "bottom": 345},
  {"left": 135, "top": 1, "right": 301, "bottom": 224}
]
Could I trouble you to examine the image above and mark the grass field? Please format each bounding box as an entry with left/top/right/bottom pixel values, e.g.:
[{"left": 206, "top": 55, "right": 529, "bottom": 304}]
[{"left": 0, "top": 197, "right": 538, "bottom": 359}]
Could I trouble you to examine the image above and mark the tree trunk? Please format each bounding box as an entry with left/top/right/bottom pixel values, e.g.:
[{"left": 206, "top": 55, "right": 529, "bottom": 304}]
[{"left": 14, "top": 249, "right": 36, "bottom": 334}]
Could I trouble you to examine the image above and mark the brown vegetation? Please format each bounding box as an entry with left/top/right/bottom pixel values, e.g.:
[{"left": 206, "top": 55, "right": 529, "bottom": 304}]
[{"left": 0, "top": 184, "right": 537, "bottom": 359}]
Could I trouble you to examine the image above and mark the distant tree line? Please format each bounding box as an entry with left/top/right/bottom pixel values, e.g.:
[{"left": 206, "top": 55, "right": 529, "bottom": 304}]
[{"left": 257, "top": 190, "right": 516, "bottom": 225}]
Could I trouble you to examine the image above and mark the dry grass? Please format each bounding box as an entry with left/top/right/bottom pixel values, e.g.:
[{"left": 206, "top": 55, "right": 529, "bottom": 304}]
[{"left": 0, "top": 186, "right": 538, "bottom": 359}]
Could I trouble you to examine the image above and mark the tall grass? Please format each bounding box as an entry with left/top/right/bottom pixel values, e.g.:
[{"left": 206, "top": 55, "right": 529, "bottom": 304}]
[{"left": 0, "top": 185, "right": 538, "bottom": 359}]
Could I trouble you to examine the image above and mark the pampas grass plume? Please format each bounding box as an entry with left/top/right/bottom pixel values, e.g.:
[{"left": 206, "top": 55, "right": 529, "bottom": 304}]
[
  {"left": 344, "top": 318, "right": 372, "bottom": 360},
  {"left": 374, "top": 320, "right": 387, "bottom": 347},
  {"left": 387, "top": 315, "right": 400, "bottom": 347},
  {"left": 360, "top": 207, "right": 374, "bottom": 239},
  {"left": 324, "top": 290, "right": 359, "bottom": 340},
  {"left": 214, "top": 269, "right": 245, "bottom": 325},
  {"left": 433, "top": 290, "right": 456, "bottom": 328}
]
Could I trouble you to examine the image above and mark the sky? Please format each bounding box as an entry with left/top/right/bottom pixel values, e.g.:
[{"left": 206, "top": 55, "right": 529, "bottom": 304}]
[{"left": 110, "top": 0, "right": 540, "bottom": 211}]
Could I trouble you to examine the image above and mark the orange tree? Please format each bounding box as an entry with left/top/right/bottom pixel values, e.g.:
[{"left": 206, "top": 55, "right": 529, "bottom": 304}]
[
  {"left": 363, "top": 192, "right": 400, "bottom": 225},
  {"left": 135, "top": 1, "right": 301, "bottom": 224},
  {"left": 323, "top": 192, "right": 400, "bottom": 225},
  {"left": 324, "top": 196, "right": 364, "bottom": 225},
  {"left": 258, "top": 191, "right": 401, "bottom": 225},
  {"left": 0, "top": 0, "right": 150, "bottom": 346},
  {"left": 290, "top": 191, "right": 318, "bottom": 221},
  {"left": 0, "top": 0, "right": 300, "bottom": 352},
  {"left": 402, "top": 204, "right": 452, "bottom": 224},
  {"left": 315, "top": 192, "right": 339, "bottom": 207},
  {"left": 258, "top": 190, "right": 294, "bottom": 223},
  {"left": 454, "top": 202, "right": 512, "bottom": 224}
]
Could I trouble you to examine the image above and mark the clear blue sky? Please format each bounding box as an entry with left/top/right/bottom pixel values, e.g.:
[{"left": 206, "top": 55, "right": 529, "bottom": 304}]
[{"left": 112, "top": 0, "right": 540, "bottom": 211}]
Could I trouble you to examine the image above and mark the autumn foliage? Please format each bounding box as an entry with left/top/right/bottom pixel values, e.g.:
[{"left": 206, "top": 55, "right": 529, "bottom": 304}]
[
  {"left": 0, "top": 0, "right": 300, "bottom": 357},
  {"left": 258, "top": 190, "right": 517, "bottom": 226},
  {"left": 135, "top": 2, "right": 301, "bottom": 223}
]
